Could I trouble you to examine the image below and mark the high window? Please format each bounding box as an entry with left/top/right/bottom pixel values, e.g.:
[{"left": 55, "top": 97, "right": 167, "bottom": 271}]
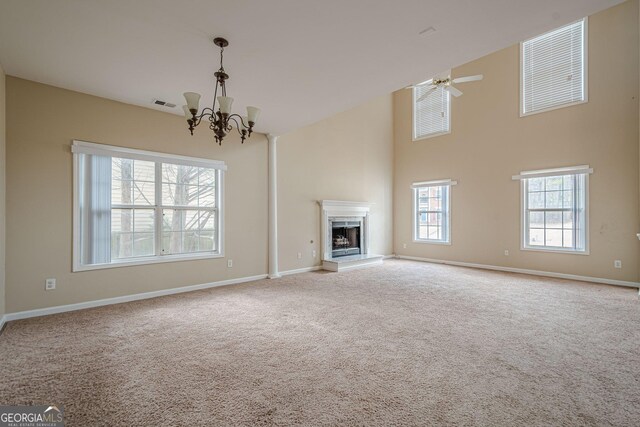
[
  {"left": 72, "top": 141, "right": 225, "bottom": 271},
  {"left": 514, "top": 165, "right": 591, "bottom": 253},
  {"left": 521, "top": 18, "right": 587, "bottom": 116},
  {"left": 412, "top": 180, "right": 456, "bottom": 244},
  {"left": 413, "top": 83, "right": 450, "bottom": 140}
]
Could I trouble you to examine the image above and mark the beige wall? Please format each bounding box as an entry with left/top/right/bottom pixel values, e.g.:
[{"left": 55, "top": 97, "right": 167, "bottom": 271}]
[
  {"left": 5, "top": 77, "right": 268, "bottom": 313},
  {"left": 394, "top": 0, "right": 640, "bottom": 282},
  {"left": 4, "top": 1, "right": 638, "bottom": 315},
  {"left": 0, "top": 64, "right": 5, "bottom": 318},
  {"left": 277, "top": 95, "right": 394, "bottom": 272}
]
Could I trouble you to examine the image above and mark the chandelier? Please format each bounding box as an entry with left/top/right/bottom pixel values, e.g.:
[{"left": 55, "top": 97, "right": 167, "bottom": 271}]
[{"left": 182, "top": 37, "right": 260, "bottom": 145}]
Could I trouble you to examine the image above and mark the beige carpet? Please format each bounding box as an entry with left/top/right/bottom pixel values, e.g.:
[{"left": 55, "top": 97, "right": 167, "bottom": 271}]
[{"left": 0, "top": 260, "right": 639, "bottom": 426}]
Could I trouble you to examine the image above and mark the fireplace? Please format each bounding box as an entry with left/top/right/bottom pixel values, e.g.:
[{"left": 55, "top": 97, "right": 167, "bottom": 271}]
[
  {"left": 331, "top": 221, "right": 361, "bottom": 257},
  {"left": 318, "top": 200, "right": 382, "bottom": 271},
  {"left": 318, "top": 200, "right": 370, "bottom": 261}
]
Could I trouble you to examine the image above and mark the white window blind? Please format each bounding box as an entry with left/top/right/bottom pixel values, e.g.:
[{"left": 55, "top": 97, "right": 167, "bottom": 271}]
[
  {"left": 413, "top": 83, "right": 450, "bottom": 140},
  {"left": 521, "top": 18, "right": 587, "bottom": 116}
]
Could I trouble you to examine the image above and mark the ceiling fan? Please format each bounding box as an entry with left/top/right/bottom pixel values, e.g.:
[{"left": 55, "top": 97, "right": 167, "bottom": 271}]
[{"left": 408, "top": 70, "right": 483, "bottom": 101}]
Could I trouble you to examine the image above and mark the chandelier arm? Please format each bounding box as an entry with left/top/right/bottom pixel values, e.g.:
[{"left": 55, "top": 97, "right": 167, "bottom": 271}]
[
  {"left": 228, "top": 114, "right": 248, "bottom": 129},
  {"left": 227, "top": 115, "right": 246, "bottom": 137},
  {"left": 192, "top": 108, "right": 215, "bottom": 127},
  {"left": 197, "top": 107, "right": 215, "bottom": 117}
]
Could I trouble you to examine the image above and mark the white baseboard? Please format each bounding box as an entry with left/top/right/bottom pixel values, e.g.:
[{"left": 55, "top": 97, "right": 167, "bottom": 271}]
[
  {"left": 3, "top": 259, "right": 378, "bottom": 324},
  {"left": 395, "top": 255, "right": 640, "bottom": 288},
  {"left": 279, "top": 266, "right": 322, "bottom": 276},
  {"left": 4, "top": 274, "right": 269, "bottom": 322}
]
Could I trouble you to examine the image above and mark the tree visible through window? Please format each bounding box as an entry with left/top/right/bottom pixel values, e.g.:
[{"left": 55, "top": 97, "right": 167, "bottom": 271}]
[
  {"left": 517, "top": 166, "right": 590, "bottom": 253},
  {"left": 73, "top": 141, "right": 224, "bottom": 270},
  {"left": 111, "top": 158, "right": 155, "bottom": 259},
  {"left": 161, "top": 164, "right": 216, "bottom": 255}
]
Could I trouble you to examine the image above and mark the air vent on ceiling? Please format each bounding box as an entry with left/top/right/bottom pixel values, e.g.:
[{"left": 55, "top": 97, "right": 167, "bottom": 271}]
[
  {"left": 419, "top": 26, "right": 436, "bottom": 36},
  {"left": 153, "top": 99, "right": 176, "bottom": 108}
]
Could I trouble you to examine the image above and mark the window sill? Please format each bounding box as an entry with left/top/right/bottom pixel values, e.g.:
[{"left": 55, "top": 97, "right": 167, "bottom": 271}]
[
  {"left": 520, "top": 99, "right": 587, "bottom": 117},
  {"left": 412, "top": 130, "right": 451, "bottom": 142},
  {"left": 521, "top": 246, "right": 589, "bottom": 255},
  {"left": 413, "top": 239, "right": 451, "bottom": 245},
  {"left": 73, "top": 251, "right": 224, "bottom": 272}
]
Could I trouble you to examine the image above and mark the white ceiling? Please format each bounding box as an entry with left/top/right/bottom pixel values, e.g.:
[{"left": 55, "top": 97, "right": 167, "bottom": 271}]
[{"left": 0, "top": 0, "right": 624, "bottom": 135}]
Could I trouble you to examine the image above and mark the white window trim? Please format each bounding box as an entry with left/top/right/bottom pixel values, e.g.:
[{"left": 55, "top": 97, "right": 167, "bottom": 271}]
[
  {"left": 519, "top": 17, "right": 589, "bottom": 117},
  {"left": 514, "top": 165, "right": 591, "bottom": 255},
  {"left": 72, "top": 140, "right": 226, "bottom": 272},
  {"left": 411, "top": 179, "right": 457, "bottom": 245},
  {"left": 412, "top": 83, "right": 451, "bottom": 141}
]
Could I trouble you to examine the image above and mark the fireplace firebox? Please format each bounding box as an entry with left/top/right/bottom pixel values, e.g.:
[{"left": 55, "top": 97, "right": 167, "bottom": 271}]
[{"left": 331, "top": 221, "right": 361, "bottom": 257}]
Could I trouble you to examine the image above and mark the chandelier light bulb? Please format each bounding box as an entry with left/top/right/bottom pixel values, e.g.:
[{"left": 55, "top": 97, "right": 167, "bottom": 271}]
[
  {"left": 182, "top": 105, "right": 192, "bottom": 120},
  {"left": 183, "top": 92, "right": 201, "bottom": 112},
  {"left": 217, "top": 96, "right": 234, "bottom": 115},
  {"left": 247, "top": 106, "right": 261, "bottom": 124}
]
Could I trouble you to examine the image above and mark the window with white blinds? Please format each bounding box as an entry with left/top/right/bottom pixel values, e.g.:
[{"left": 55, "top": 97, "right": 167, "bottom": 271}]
[
  {"left": 521, "top": 18, "right": 587, "bottom": 116},
  {"left": 72, "top": 140, "right": 226, "bottom": 271},
  {"left": 413, "top": 83, "right": 450, "bottom": 140}
]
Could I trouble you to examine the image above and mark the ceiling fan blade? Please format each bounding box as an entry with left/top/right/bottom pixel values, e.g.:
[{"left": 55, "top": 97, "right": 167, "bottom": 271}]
[
  {"left": 406, "top": 80, "right": 436, "bottom": 89},
  {"left": 416, "top": 86, "right": 438, "bottom": 102},
  {"left": 445, "top": 85, "right": 463, "bottom": 97},
  {"left": 452, "top": 74, "right": 484, "bottom": 84}
]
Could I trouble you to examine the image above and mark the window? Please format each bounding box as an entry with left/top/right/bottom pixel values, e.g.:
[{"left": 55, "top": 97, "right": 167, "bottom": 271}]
[
  {"left": 412, "top": 180, "right": 456, "bottom": 244},
  {"left": 72, "top": 141, "right": 225, "bottom": 271},
  {"left": 514, "top": 165, "right": 591, "bottom": 253},
  {"left": 521, "top": 18, "right": 587, "bottom": 116},
  {"left": 413, "top": 82, "right": 450, "bottom": 140}
]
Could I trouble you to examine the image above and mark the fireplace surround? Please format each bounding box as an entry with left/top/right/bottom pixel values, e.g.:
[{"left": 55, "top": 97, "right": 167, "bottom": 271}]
[{"left": 318, "top": 200, "right": 382, "bottom": 271}]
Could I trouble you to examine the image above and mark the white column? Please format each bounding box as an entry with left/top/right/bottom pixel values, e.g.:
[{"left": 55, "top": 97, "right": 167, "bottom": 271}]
[{"left": 267, "top": 134, "right": 280, "bottom": 278}]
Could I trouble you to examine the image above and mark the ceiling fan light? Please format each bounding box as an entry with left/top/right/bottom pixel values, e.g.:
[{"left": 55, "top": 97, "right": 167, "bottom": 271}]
[
  {"left": 183, "top": 92, "right": 201, "bottom": 112},
  {"left": 217, "top": 96, "right": 234, "bottom": 115},
  {"left": 247, "top": 106, "right": 260, "bottom": 124}
]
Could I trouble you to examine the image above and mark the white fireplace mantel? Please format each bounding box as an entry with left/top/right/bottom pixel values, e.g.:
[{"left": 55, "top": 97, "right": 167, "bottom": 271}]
[{"left": 318, "top": 200, "right": 372, "bottom": 212}]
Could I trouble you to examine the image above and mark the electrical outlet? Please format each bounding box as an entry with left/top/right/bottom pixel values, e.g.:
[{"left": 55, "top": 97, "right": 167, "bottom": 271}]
[
  {"left": 614, "top": 260, "right": 622, "bottom": 269},
  {"left": 45, "top": 278, "right": 56, "bottom": 290},
  {"left": 504, "top": 250, "right": 509, "bottom": 256},
  {"left": 297, "top": 252, "right": 302, "bottom": 259},
  {"left": 312, "top": 250, "right": 317, "bottom": 258},
  {"left": 403, "top": 243, "right": 407, "bottom": 249},
  {"left": 227, "top": 259, "right": 233, "bottom": 268}
]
